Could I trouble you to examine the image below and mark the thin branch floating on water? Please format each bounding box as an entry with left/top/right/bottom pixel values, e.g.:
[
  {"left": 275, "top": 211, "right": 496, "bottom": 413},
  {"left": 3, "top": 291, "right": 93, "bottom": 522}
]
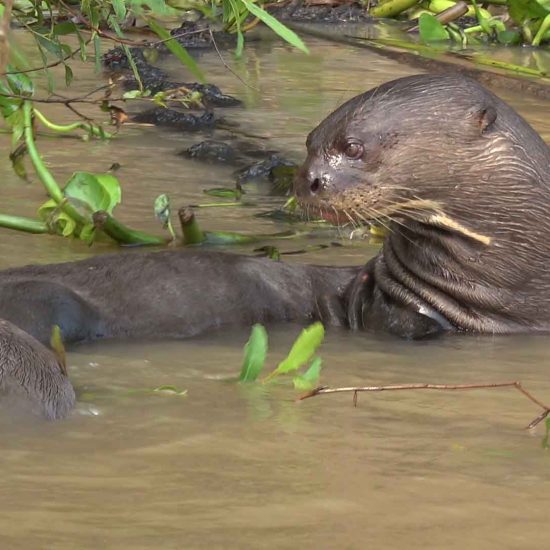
[{"left": 298, "top": 381, "right": 550, "bottom": 430}]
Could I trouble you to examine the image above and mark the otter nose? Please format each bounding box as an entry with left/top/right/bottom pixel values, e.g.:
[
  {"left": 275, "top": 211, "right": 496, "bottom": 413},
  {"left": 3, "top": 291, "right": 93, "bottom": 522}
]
[{"left": 304, "top": 170, "right": 329, "bottom": 196}]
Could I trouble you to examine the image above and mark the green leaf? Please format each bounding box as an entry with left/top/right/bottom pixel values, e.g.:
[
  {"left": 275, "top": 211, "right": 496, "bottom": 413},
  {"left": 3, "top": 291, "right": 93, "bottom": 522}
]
[
  {"left": 50, "top": 325, "right": 68, "bottom": 376},
  {"left": 293, "top": 357, "right": 323, "bottom": 391},
  {"left": 37, "top": 172, "right": 122, "bottom": 237},
  {"left": 203, "top": 187, "right": 242, "bottom": 199},
  {"left": 235, "top": 29, "right": 244, "bottom": 58},
  {"left": 497, "top": 30, "right": 521, "bottom": 45},
  {"left": 266, "top": 322, "right": 325, "bottom": 380},
  {"left": 63, "top": 172, "right": 121, "bottom": 215},
  {"left": 53, "top": 21, "right": 79, "bottom": 35},
  {"left": 509, "top": 0, "right": 549, "bottom": 24},
  {"left": 239, "top": 0, "right": 309, "bottom": 54},
  {"left": 112, "top": 0, "right": 127, "bottom": 21},
  {"left": 239, "top": 324, "right": 268, "bottom": 382},
  {"left": 146, "top": 17, "right": 205, "bottom": 83},
  {"left": 122, "top": 89, "right": 144, "bottom": 99},
  {"left": 6, "top": 69, "right": 34, "bottom": 96},
  {"left": 419, "top": 13, "right": 450, "bottom": 42},
  {"left": 64, "top": 65, "right": 73, "bottom": 87}
]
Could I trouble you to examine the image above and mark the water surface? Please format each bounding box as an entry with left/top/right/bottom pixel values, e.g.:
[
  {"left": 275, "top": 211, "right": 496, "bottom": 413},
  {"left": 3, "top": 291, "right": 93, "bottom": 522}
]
[{"left": 0, "top": 33, "right": 549, "bottom": 549}]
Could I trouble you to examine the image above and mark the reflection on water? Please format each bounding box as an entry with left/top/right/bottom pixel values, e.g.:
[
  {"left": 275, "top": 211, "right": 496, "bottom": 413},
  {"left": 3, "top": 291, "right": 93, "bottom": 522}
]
[{"left": 0, "top": 33, "right": 549, "bottom": 549}]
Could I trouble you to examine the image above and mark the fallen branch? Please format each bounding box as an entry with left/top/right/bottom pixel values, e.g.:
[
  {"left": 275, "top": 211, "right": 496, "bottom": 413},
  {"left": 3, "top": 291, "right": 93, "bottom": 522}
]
[{"left": 298, "top": 381, "right": 550, "bottom": 429}]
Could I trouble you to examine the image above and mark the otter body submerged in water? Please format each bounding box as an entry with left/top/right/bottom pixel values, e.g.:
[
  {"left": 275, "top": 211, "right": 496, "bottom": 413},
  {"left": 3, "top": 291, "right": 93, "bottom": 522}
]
[{"left": 2, "top": 74, "right": 550, "bottom": 418}]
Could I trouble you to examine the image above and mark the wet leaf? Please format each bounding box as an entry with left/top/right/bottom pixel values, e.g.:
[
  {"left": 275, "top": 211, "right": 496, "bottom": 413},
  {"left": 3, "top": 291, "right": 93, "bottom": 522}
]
[
  {"left": 64, "top": 172, "right": 122, "bottom": 215},
  {"left": 419, "top": 13, "right": 450, "bottom": 42},
  {"left": 64, "top": 65, "right": 73, "bottom": 87},
  {"left": 293, "top": 357, "right": 323, "bottom": 391},
  {"left": 122, "top": 89, "right": 143, "bottom": 99},
  {"left": 50, "top": 325, "right": 67, "bottom": 376},
  {"left": 146, "top": 17, "right": 205, "bottom": 83},
  {"left": 239, "top": 0, "right": 309, "bottom": 54},
  {"left": 240, "top": 324, "right": 268, "bottom": 382},
  {"left": 267, "top": 322, "right": 325, "bottom": 380},
  {"left": 9, "top": 143, "right": 28, "bottom": 180}
]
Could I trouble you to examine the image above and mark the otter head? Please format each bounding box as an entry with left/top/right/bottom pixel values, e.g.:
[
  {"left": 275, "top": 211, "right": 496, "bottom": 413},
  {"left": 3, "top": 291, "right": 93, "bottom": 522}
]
[{"left": 294, "top": 74, "right": 548, "bottom": 238}]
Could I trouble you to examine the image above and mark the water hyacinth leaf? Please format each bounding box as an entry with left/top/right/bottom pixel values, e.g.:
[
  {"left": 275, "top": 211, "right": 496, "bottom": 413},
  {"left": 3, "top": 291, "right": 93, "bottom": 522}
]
[
  {"left": 497, "top": 30, "right": 521, "bottom": 45},
  {"left": 509, "top": 0, "right": 549, "bottom": 24},
  {"left": 293, "top": 357, "right": 323, "bottom": 391},
  {"left": 267, "top": 322, "right": 325, "bottom": 380},
  {"left": 64, "top": 172, "right": 122, "bottom": 215},
  {"left": 239, "top": 0, "right": 309, "bottom": 54},
  {"left": 146, "top": 17, "right": 205, "bottom": 83},
  {"left": 419, "top": 13, "right": 450, "bottom": 42},
  {"left": 240, "top": 324, "right": 268, "bottom": 382}
]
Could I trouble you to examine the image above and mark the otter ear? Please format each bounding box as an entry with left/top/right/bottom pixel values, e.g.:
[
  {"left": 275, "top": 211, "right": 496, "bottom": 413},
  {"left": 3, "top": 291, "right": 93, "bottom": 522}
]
[{"left": 476, "top": 106, "right": 497, "bottom": 134}]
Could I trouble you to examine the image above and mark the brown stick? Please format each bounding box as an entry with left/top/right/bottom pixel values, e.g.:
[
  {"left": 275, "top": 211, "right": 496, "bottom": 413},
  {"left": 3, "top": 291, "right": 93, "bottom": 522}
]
[{"left": 298, "top": 381, "right": 550, "bottom": 429}]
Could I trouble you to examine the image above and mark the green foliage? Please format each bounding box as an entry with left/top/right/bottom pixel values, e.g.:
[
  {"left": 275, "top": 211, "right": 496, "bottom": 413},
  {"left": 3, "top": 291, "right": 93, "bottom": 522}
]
[
  {"left": 145, "top": 17, "right": 205, "bottom": 83},
  {"left": 38, "top": 171, "right": 122, "bottom": 242},
  {"left": 240, "top": 324, "right": 269, "bottom": 382},
  {"left": 238, "top": 322, "right": 325, "bottom": 390},
  {"left": 239, "top": 0, "right": 309, "bottom": 54},
  {"left": 419, "top": 13, "right": 450, "bottom": 42},
  {"left": 292, "top": 357, "right": 322, "bottom": 391},
  {"left": 267, "top": 322, "right": 325, "bottom": 380}
]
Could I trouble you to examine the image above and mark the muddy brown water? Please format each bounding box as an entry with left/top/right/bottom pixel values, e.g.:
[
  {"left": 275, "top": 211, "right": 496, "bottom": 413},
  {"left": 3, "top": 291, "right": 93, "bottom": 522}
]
[{"left": 0, "top": 33, "right": 549, "bottom": 549}]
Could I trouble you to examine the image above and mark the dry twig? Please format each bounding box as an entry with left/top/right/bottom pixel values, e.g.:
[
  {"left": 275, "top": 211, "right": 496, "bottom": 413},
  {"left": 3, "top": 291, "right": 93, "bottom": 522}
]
[{"left": 299, "top": 381, "right": 550, "bottom": 429}]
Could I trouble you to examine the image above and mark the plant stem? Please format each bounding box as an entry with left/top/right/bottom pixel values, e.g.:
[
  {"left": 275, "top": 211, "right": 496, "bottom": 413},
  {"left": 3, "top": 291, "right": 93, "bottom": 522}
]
[
  {"left": 0, "top": 213, "right": 50, "bottom": 234},
  {"left": 532, "top": 13, "right": 550, "bottom": 47},
  {"left": 22, "top": 100, "right": 88, "bottom": 226},
  {"left": 33, "top": 107, "right": 111, "bottom": 138},
  {"left": 178, "top": 207, "right": 205, "bottom": 245},
  {"left": 92, "top": 210, "right": 166, "bottom": 246}
]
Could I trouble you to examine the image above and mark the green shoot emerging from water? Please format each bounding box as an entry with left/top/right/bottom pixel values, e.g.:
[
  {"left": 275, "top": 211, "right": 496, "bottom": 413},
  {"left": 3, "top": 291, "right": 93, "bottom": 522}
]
[{"left": 239, "top": 322, "right": 325, "bottom": 390}]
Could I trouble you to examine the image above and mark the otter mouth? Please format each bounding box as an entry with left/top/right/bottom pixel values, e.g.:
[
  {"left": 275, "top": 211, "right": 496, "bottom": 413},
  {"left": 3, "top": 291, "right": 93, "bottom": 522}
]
[
  {"left": 298, "top": 197, "right": 443, "bottom": 227},
  {"left": 298, "top": 197, "right": 492, "bottom": 245}
]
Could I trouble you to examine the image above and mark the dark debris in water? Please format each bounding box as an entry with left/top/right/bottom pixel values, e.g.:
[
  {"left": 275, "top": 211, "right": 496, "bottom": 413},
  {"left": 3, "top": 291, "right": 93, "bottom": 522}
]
[
  {"left": 270, "top": 2, "right": 373, "bottom": 23},
  {"left": 133, "top": 109, "right": 216, "bottom": 131}
]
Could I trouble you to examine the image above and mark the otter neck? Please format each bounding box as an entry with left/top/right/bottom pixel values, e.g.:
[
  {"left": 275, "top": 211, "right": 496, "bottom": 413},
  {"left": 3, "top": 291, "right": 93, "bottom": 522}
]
[{"left": 379, "top": 217, "right": 549, "bottom": 333}]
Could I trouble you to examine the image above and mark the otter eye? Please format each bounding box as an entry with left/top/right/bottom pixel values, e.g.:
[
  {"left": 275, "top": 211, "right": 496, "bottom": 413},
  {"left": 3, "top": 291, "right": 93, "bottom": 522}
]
[{"left": 344, "top": 140, "right": 364, "bottom": 160}]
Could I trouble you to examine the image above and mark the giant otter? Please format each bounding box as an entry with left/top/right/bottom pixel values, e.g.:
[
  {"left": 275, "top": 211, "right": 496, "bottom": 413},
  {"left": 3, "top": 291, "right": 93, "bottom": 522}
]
[
  {"left": 1, "top": 73, "right": 549, "bottom": 419},
  {"left": 295, "top": 74, "right": 550, "bottom": 337}
]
